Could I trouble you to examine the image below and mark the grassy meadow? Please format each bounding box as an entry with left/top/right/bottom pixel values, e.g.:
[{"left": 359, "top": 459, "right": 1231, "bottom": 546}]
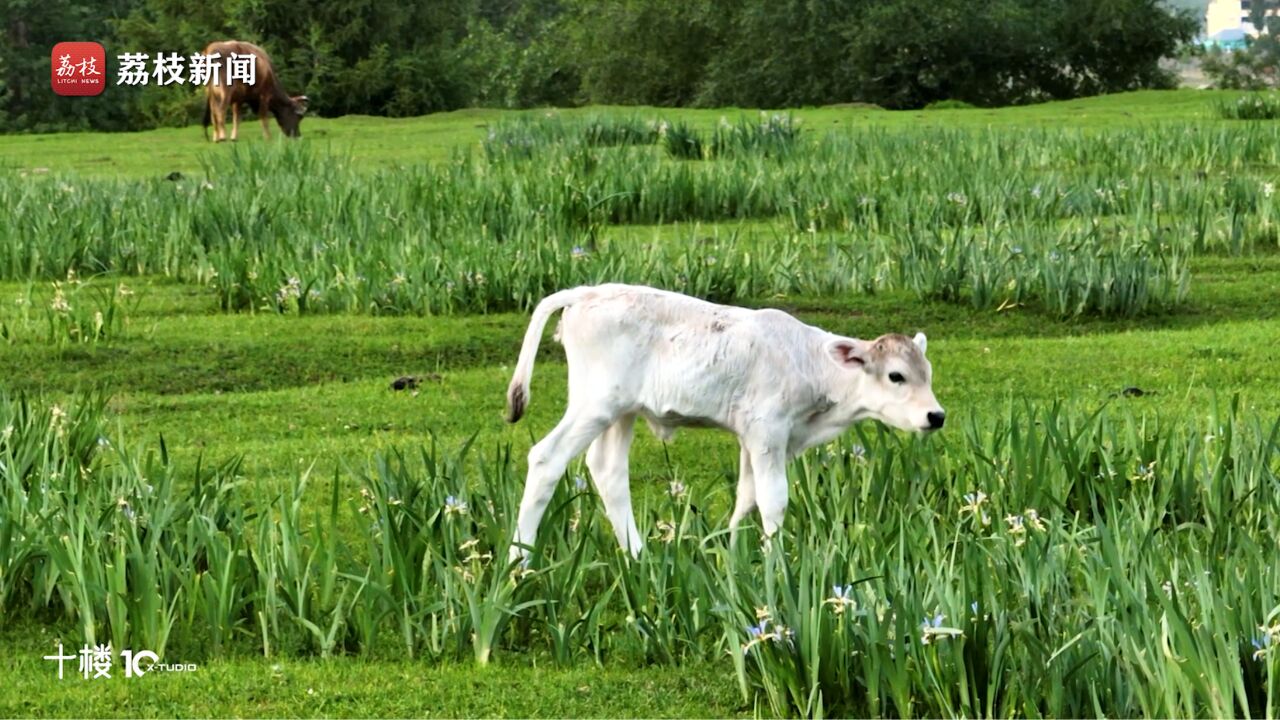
[{"left": 2, "top": 90, "right": 1280, "bottom": 717}]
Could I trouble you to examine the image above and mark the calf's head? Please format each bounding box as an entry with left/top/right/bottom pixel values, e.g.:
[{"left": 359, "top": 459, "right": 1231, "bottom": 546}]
[{"left": 826, "top": 332, "right": 945, "bottom": 433}]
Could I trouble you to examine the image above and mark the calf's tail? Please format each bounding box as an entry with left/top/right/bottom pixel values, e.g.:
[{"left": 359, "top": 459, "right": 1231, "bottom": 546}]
[
  {"left": 202, "top": 100, "right": 211, "bottom": 141},
  {"left": 506, "top": 287, "right": 585, "bottom": 423}
]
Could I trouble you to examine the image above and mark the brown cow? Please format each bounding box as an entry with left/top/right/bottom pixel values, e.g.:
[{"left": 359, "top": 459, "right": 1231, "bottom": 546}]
[{"left": 202, "top": 41, "right": 308, "bottom": 142}]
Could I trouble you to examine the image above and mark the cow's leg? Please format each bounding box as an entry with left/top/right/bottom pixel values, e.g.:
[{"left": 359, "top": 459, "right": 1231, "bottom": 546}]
[
  {"left": 205, "top": 96, "right": 216, "bottom": 142},
  {"left": 748, "top": 442, "right": 789, "bottom": 536},
  {"left": 211, "top": 96, "right": 226, "bottom": 142},
  {"left": 585, "top": 414, "right": 641, "bottom": 557},
  {"left": 729, "top": 442, "right": 756, "bottom": 538},
  {"left": 510, "top": 407, "right": 613, "bottom": 563},
  {"left": 230, "top": 103, "right": 240, "bottom": 142},
  {"left": 260, "top": 101, "right": 272, "bottom": 140}
]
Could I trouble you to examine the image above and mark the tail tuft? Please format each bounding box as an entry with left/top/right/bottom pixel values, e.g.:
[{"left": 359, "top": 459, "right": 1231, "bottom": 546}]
[
  {"left": 504, "top": 287, "right": 584, "bottom": 424},
  {"left": 506, "top": 383, "right": 526, "bottom": 423}
]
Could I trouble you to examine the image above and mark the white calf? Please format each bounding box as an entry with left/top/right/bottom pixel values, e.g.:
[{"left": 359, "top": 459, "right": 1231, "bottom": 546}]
[{"left": 504, "top": 284, "right": 944, "bottom": 561}]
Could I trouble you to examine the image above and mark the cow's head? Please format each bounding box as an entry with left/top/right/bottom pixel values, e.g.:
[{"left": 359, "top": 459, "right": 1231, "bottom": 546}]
[
  {"left": 826, "top": 332, "right": 945, "bottom": 433},
  {"left": 273, "top": 95, "right": 308, "bottom": 137}
]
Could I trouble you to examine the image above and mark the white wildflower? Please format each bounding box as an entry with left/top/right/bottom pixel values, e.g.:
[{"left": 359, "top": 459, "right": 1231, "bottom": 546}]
[
  {"left": 1005, "top": 514, "right": 1027, "bottom": 546},
  {"left": 920, "top": 614, "right": 963, "bottom": 645},
  {"left": 50, "top": 284, "right": 71, "bottom": 313},
  {"left": 50, "top": 404, "right": 68, "bottom": 436},
  {"left": 959, "top": 490, "right": 991, "bottom": 526},
  {"left": 656, "top": 521, "right": 676, "bottom": 544},
  {"left": 825, "top": 585, "right": 858, "bottom": 616},
  {"left": 443, "top": 495, "right": 468, "bottom": 516}
]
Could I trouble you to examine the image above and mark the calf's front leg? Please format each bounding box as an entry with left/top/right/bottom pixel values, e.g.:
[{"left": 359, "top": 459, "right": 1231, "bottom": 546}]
[{"left": 747, "top": 442, "right": 789, "bottom": 536}]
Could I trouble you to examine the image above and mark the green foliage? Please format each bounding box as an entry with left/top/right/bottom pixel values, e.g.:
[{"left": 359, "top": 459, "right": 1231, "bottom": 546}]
[
  {"left": 726, "top": 401, "right": 1280, "bottom": 717},
  {"left": 695, "top": 0, "right": 860, "bottom": 108},
  {"left": 842, "top": 0, "right": 1195, "bottom": 109},
  {"left": 5, "top": 96, "right": 1280, "bottom": 717},
  {"left": 1, "top": 276, "right": 141, "bottom": 347},
  {"left": 658, "top": 120, "right": 704, "bottom": 160},
  {"left": 1217, "top": 93, "right": 1280, "bottom": 119},
  {"left": 693, "top": 0, "right": 1197, "bottom": 110},
  {"left": 561, "top": 0, "right": 717, "bottom": 106},
  {"left": 842, "top": 0, "right": 1037, "bottom": 109},
  {"left": 1202, "top": 48, "right": 1274, "bottom": 91},
  {"left": 0, "top": 0, "right": 135, "bottom": 132},
  {"left": 1045, "top": 0, "right": 1198, "bottom": 97},
  {"left": 1203, "top": 2, "right": 1280, "bottom": 91},
  {"left": 457, "top": 3, "right": 580, "bottom": 108},
  {"left": 708, "top": 113, "right": 801, "bottom": 158},
  {"left": 8, "top": 119, "right": 1244, "bottom": 318},
  {"left": 1, "top": 0, "right": 1201, "bottom": 132},
  {"left": 4, "top": 390, "right": 1280, "bottom": 718},
  {"left": 27, "top": 113, "right": 1280, "bottom": 317},
  {"left": 924, "top": 99, "right": 978, "bottom": 110}
]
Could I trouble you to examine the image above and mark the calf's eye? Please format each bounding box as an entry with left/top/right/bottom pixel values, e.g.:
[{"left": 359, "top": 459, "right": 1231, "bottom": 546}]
[{"left": 888, "top": 372, "right": 906, "bottom": 384}]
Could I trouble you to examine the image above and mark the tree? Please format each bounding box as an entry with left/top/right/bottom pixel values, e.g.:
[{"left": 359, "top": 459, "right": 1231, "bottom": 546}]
[
  {"left": 0, "top": 0, "right": 134, "bottom": 132},
  {"left": 107, "top": 0, "right": 243, "bottom": 128},
  {"left": 562, "top": 0, "right": 717, "bottom": 106},
  {"left": 0, "top": 0, "right": 1204, "bottom": 130},
  {"left": 457, "top": 0, "right": 579, "bottom": 107},
  {"left": 1203, "top": 0, "right": 1280, "bottom": 88},
  {"left": 842, "top": 0, "right": 1042, "bottom": 108},
  {"left": 696, "top": 0, "right": 866, "bottom": 108},
  {"left": 1040, "top": 0, "right": 1198, "bottom": 98}
]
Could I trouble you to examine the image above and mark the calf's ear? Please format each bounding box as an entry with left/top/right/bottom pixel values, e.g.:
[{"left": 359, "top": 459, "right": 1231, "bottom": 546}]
[
  {"left": 826, "top": 338, "right": 869, "bottom": 369},
  {"left": 913, "top": 332, "right": 927, "bottom": 354}
]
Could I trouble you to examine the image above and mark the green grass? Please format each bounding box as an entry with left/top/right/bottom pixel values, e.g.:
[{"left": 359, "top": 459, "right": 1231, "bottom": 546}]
[
  {"left": 0, "top": 251, "right": 1276, "bottom": 491},
  {"left": 0, "top": 622, "right": 746, "bottom": 717},
  {"left": 3, "top": 90, "right": 1280, "bottom": 716},
  {"left": 21, "top": 115, "right": 1280, "bottom": 318},
  {"left": 0, "top": 90, "right": 1258, "bottom": 179},
  {"left": 1218, "top": 92, "right": 1280, "bottom": 120}
]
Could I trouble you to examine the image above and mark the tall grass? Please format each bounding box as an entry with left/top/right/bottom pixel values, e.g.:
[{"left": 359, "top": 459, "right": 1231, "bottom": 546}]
[
  {"left": 483, "top": 114, "right": 659, "bottom": 161},
  {"left": 7, "top": 120, "right": 1259, "bottom": 316},
  {"left": 1, "top": 275, "right": 141, "bottom": 346},
  {"left": 708, "top": 113, "right": 801, "bottom": 158},
  {"left": 3, "top": 391, "right": 1278, "bottom": 716},
  {"left": 1218, "top": 94, "right": 1280, "bottom": 121}
]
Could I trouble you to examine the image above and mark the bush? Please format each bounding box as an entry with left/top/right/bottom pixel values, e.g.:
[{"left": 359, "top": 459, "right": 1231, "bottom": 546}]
[
  {"left": 709, "top": 113, "right": 802, "bottom": 158},
  {"left": 1217, "top": 94, "right": 1280, "bottom": 120},
  {"left": 658, "top": 121, "right": 705, "bottom": 160},
  {"left": 925, "top": 99, "right": 978, "bottom": 110}
]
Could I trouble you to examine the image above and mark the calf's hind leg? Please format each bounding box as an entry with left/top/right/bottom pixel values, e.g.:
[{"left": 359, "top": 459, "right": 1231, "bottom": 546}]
[
  {"left": 585, "top": 414, "right": 641, "bottom": 557},
  {"left": 510, "top": 406, "right": 614, "bottom": 563},
  {"left": 729, "top": 442, "right": 756, "bottom": 539}
]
